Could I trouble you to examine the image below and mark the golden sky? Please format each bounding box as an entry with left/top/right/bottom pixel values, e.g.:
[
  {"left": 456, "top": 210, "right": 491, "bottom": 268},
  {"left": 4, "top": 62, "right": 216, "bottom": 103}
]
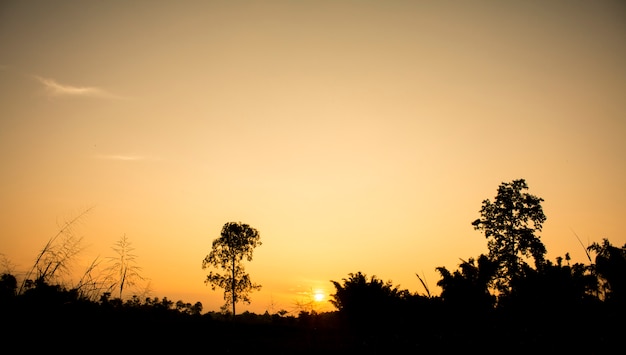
[{"left": 1, "top": 0, "right": 625, "bottom": 314}]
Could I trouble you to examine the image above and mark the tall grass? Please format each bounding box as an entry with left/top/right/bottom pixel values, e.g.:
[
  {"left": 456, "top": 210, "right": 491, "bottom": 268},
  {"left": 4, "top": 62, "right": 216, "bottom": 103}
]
[{"left": 18, "top": 207, "right": 93, "bottom": 294}]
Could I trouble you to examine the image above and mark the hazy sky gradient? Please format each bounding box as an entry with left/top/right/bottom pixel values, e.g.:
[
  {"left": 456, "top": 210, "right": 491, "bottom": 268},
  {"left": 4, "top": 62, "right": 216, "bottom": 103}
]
[{"left": 1, "top": 0, "right": 625, "bottom": 314}]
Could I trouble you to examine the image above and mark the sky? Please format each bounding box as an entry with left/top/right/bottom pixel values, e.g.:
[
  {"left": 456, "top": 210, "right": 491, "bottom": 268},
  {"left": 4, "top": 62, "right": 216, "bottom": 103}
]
[{"left": 1, "top": 0, "right": 625, "bottom": 315}]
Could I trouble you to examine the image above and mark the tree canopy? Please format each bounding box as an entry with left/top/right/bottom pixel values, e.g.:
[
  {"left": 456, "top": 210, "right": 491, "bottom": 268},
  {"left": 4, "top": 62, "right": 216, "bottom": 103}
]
[
  {"left": 472, "top": 179, "right": 547, "bottom": 294},
  {"left": 202, "top": 222, "right": 262, "bottom": 317}
]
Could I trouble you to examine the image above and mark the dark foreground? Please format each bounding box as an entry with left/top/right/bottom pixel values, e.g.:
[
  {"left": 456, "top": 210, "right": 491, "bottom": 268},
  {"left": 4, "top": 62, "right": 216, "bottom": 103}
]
[{"left": 5, "top": 302, "right": 622, "bottom": 354}]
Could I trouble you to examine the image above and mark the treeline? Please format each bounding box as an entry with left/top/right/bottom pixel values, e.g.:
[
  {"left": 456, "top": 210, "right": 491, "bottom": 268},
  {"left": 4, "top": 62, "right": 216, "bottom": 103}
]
[
  {"left": 325, "top": 237, "right": 625, "bottom": 353},
  {"left": 1, "top": 179, "right": 625, "bottom": 353},
  {"left": 1, "top": 238, "right": 623, "bottom": 353}
]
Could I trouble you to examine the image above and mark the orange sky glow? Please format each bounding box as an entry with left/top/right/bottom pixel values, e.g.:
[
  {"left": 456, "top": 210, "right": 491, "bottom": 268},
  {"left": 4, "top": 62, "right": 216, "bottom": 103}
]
[{"left": 1, "top": 0, "right": 625, "bottom": 315}]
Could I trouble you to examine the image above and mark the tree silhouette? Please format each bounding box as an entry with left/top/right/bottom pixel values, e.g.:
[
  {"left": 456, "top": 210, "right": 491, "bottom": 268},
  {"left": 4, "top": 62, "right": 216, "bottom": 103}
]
[
  {"left": 0, "top": 273, "right": 17, "bottom": 302},
  {"left": 504, "top": 255, "right": 597, "bottom": 313},
  {"left": 330, "top": 272, "right": 410, "bottom": 327},
  {"left": 202, "top": 221, "right": 262, "bottom": 318},
  {"left": 472, "top": 179, "right": 546, "bottom": 295},
  {"left": 588, "top": 239, "right": 626, "bottom": 305},
  {"left": 436, "top": 254, "right": 497, "bottom": 312},
  {"left": 176, "top": 300, "right": 203, "bottom": 315}
]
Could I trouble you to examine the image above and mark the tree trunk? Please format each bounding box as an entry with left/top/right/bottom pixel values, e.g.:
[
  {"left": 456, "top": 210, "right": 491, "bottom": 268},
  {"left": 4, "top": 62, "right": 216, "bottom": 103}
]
[{"left": 231, "top": 257, "right": 236, "bottom": 320}]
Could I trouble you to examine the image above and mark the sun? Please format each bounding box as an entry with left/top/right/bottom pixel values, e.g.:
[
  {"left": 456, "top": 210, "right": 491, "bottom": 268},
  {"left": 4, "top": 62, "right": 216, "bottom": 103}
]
[{"left": 313, "top": 290, "right": 325, "bottom": 302}]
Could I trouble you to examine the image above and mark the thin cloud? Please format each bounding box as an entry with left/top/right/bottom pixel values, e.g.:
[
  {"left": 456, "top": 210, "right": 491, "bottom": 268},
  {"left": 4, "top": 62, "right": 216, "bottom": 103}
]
[
  {"left": 34, "top": 75, "right": 121, "bottom": 99},
  {"left": 96, "top": 155, "right": 146, "bottom": 161},
  {"left": 94, "top": 154, "right": 149, "bottom": 161}
]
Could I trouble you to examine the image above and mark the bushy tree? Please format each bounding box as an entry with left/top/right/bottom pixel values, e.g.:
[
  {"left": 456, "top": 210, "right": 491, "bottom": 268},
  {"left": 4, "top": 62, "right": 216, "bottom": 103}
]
[
  {"left": 505, "top": 255, "right": 598, "bottom": 313},
  {"left": 202, "top": 222, "right": 262, "bottom": 318},
  {"left": 330, "top": 272, "right": 410, "bottom": 326},
  {"left": 588, "top": 239, "right": 626, "bottom": 304},
  {"left": 0, "top": 273, "right": 17, "bottom": 302},
  {"left": 472, "top": 179, "right": 546, "bottom": 295},
  {"left": 436, "top": 254, "right": 497, "bottom": 312}
]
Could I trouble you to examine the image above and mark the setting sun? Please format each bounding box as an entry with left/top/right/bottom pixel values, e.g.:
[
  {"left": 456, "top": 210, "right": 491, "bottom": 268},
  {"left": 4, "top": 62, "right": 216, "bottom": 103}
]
[{"left": 313, "top": 291, "right": 325, "bottom": 302}]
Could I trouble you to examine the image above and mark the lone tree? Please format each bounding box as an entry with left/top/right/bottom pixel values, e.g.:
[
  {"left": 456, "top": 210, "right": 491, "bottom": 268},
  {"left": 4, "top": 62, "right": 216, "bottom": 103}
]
[
  {"left": 472, "top": 179, "right": 547, "bottom": 295},
  {"left": 202, "top": 221, "right": 262, "bottom": 317}
]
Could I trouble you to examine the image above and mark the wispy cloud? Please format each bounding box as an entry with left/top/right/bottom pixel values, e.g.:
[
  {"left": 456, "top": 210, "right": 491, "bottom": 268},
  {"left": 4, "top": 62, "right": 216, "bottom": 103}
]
[
  {"left": 34, "top": 75, "right": 121, "bottom": 99},
  {"left": 94, "top": 154, "right": 150, "bottom": 161}
]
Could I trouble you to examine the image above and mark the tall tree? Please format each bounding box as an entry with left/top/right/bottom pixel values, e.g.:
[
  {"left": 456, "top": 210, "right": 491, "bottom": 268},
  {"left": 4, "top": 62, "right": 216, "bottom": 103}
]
[
  {"left": 202, "top": 222, "right": 262, "bottom": 318},
  {"left": 471, "top": 179, "right": 547, "bottom": 295}
]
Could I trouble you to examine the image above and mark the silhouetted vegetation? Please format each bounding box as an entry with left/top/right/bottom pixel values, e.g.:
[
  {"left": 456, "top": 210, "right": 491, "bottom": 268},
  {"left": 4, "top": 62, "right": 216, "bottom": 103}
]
[
  {"left": 202, "top": 221, "right": 262, "bottom": 318},
  {"left": 472, "top": 178, "right": 547, "bottom": 295},
  {"left": 1, "top": 179, "right": 624, "bottom": 353},
  {"left": 103, "top": 234, "right": 145, "bottom": 299}
]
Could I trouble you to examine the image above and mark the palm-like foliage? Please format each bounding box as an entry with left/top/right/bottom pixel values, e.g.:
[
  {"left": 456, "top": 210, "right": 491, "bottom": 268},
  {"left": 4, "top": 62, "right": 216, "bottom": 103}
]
[
  {"left": 330, "top": 271, "right": 410, "bottom": 326},
  {"left": 588, "top": 239, "right": 626, "bottom": 304},
  {"left": 436, "top": 254, "right": 497, "bottom": 311}
]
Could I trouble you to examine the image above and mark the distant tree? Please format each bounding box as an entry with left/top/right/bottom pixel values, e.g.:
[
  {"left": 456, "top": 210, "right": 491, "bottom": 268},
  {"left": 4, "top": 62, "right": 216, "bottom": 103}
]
[
  {"left": 471, "top": 179, "right": 547, "bottom": 295},
  {"left": 176, "top": 300, "right": 203, "bottom": 315},
  {"left": 202, "top": 222, "right": 262, "bottom": 318},
  {"left": 158, "top": 297, "right": 174, "bottom": 310},
  {"left": 0, "top": 253, "right": 16, "bottom": 276},
  {"left": 0, "top": 273, "right": 17, "bottom": 302}
]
